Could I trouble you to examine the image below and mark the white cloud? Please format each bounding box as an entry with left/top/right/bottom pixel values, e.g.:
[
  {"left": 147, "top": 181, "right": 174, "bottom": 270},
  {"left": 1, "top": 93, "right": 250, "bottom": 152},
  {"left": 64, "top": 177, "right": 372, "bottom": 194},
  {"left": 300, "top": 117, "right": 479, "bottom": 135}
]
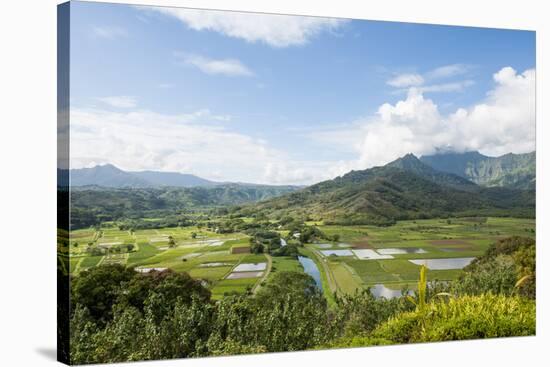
[
  {"left": 386, "top": 73, "right": 424, "bottom": 87},
  {"left": 91, "top": 25, "right": 128, "bottom": 39},
  {"left": 393, "top": 80, "right": 475, "bottom": 94},
  {"left": 97, "top": 96, "right": 137, "bottom": 108},
  {"left": 142, "top": 7, "right": 347, "bottom": 47},
  {"left": 69, "top": 107, "right": 335, "bottom": 185},
  {"left": 448, "top": 67, "right": 535, "bottom": 156},
  {"left": 176, "top": 52, "right": 254, "bottom": 77},
  {"left": 425, "top": 63, "right": 470, "bottom": 79},
  {"left": 387, "top": 64, "right": 474, "bottom": 94},
  {"left": 351, "top": 67, "right": 535, "bottom": 168},
  {"left": 419, "top": 80, "right": 475, "bottom": 93}
]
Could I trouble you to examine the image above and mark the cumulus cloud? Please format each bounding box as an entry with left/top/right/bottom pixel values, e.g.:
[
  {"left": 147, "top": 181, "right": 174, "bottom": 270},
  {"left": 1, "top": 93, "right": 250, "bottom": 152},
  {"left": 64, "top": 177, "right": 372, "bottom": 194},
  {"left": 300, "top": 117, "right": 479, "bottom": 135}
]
[
  {"left": 97, "top": 96, "right": 137, "bottom": 108},
  {"left": 353, "top": 67, "right": 535, "bottom": 168},
  {"left": 69, "top": 107, "right": 335, "bottom": 185},
  {"left": 176, "top": 52, "right": 254, "bottom": 77},
  {"left": 386, "top": 73, "right": 424, "bottom": 87},
  {"left": 447, "top": 67, "right": 536, "bottom": 156},
  {"left": 91, "top": 25, "right": 128, "bottom": 39},
  {"left": 142, "top": 7, "right": 347, "bottom": 47}
]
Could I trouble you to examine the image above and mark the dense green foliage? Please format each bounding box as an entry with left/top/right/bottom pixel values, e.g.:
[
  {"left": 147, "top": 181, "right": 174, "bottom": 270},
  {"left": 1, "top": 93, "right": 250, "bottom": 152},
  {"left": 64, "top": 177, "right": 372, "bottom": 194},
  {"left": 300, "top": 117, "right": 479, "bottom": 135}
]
[
  {"left": 454, "top": 236, "right": 536, "bottom": 298},
  {"left": 378, "top": 293, "right": 535, "bottom": 342},
  {"left": 69, "top": 267, "right": 415, "bottom": 364},
  {"left": 329, "top": 294, "right": 535, "bottom": 347},
  {"left": 71, "top": 265, "right": 136, "bottom": 322}
]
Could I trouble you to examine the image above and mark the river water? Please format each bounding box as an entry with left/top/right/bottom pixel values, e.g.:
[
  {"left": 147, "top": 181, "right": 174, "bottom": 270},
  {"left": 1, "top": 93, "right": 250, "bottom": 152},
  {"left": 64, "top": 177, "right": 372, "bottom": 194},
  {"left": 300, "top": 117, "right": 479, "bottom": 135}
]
[{"left": 297, "top": 256, "right": 323, "bottom": 291}]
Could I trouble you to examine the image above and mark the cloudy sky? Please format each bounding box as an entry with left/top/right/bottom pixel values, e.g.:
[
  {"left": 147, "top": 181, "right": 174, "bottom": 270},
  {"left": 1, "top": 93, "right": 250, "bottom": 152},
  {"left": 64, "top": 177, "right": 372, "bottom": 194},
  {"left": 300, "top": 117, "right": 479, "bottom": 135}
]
[{"left": 67, "top": 1, "right": 535, "bottom": 185}]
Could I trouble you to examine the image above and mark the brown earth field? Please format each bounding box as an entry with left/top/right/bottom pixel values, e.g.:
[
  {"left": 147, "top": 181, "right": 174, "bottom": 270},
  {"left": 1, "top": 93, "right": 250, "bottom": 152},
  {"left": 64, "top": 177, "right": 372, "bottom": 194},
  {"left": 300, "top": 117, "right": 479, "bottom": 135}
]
[{"left": 231, "top": 246, "right": 250, "bottom": 254}]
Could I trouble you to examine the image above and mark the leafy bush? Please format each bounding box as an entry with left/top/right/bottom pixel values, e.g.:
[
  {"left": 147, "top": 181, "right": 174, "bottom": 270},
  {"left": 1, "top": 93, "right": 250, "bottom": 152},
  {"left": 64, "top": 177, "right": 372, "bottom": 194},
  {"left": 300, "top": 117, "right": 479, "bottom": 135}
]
[
  {"left": 372, "top": 294, "right": 535, "bottom": 343},
  {"left": 451, "top": 255, "right": 518, "bottom": 296},
  {"left": 331, "top": 289, "right": 413, "bottom": 337},
  {"left": 472, "top": 236, "right": 535, "bottom": 265},
  {"left": 457, "top": 236, "right": 536, "bottom": 299}
]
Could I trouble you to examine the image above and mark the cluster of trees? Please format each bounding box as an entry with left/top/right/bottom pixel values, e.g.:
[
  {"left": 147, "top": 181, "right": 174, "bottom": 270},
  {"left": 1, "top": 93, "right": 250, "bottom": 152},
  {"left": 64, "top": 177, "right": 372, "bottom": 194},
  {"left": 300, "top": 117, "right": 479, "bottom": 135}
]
[
  {"left": 69, "top": 267, "right": 412, "bottom": 364},
  {"left": 68, "top": 236, "right": 536, "bottom": 364},
  {"left": 246, "top": 221, "right": 334, "bottom": 257},
  {"left": 286, "top": 223, "right": 334, "bottom": 244},
  {"left": 249, "top": 231, "right": 282, "bottom": 254}
]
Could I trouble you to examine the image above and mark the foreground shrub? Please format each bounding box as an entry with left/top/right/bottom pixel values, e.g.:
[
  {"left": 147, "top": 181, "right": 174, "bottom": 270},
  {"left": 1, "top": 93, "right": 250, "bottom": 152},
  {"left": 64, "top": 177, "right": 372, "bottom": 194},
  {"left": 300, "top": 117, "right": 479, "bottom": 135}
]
[
  {"left": 373, "top": 294, "right": 535, "bottom": 343},
  {"left": 457, "top": 236, "right": 536, "bottom": 299},
  {"left": 451, "top": 255, "right": 518, "bottom": 296},
  {"left": 326, "top": 293, "right": 535, "bottom": 348}
]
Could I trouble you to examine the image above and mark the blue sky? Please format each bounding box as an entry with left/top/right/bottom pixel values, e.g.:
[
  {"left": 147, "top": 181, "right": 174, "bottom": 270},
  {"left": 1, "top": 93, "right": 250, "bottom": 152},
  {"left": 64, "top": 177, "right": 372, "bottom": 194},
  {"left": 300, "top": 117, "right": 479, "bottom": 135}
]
[{"left": 68, "top": 1, "right": 536, "bottom": 185}]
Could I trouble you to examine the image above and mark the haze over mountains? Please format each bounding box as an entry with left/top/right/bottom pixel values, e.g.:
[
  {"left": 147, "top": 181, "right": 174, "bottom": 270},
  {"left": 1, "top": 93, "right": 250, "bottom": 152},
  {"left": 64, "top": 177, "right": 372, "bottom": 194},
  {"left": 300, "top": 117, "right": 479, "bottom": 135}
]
[{"left": 65, "top": 150, "right": 535, "bottom": 190}]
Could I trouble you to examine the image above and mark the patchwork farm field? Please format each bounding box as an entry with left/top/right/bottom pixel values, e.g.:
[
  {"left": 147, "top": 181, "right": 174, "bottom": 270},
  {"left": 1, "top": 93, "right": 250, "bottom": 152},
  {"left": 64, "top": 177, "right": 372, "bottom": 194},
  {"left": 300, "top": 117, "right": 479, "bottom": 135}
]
[
  {"left": 310, "top": 217, "right": 535, "bottom": 297},
  {"left": 62, "top": 217, "right": 535, "bottom": 301}
]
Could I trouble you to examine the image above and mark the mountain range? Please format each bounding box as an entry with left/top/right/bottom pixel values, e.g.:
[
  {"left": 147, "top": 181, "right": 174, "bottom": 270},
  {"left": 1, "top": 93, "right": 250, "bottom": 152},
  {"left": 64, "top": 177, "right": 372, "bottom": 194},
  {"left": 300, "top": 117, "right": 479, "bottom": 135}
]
[
  {"left": 420, "top": 151, "right": 535, "bottom": 189},
  {"left": 65, "top": 164, "right": 216, "bottom": 188},
  {"left": 244, "top": 153, "right": 535, "bottom": 225},
  {"left": 67, "top": 151, "right": 535, "bottom": 228},
  {"left": 64, "top": 150, "right": 535, "bottom": 190}
]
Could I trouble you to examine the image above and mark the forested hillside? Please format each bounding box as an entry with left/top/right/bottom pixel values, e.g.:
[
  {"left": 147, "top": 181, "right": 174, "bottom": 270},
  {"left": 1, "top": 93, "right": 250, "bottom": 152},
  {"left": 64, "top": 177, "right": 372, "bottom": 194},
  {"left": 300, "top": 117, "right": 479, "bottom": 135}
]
[
  {"left": 420, "top": 151, "right": 535, "bottom": 189},
  {"left": 243, "top": 154, "right": 535, "bottom": 225}
]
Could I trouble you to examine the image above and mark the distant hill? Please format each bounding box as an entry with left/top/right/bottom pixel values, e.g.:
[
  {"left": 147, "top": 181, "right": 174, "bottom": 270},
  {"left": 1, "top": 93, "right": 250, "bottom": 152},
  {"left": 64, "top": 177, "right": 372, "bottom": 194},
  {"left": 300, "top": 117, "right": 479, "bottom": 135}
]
[
  {"left": 69, "top": 164, "right": 215, "bottom": 188},
  {"left": 67, "top": 165, "right": 302, "bottom": 228},
  {"left": 243, "top": 154, "right": 535, "bottom": 225},
  {"left": 70, "top": 184, "right": 301, "bottom": 229},
  {"left": 420, "top": 151, "right": 535, "bottom": 190},
  {"left": 69, "top": 164, "right": 151, "bottom": 188}
]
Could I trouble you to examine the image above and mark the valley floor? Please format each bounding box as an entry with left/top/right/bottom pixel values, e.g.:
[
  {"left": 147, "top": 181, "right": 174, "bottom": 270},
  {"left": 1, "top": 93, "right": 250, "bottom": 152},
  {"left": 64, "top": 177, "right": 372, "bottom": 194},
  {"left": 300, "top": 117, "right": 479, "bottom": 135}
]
[{"left": 60, "top": 217, "right": 535, "bottom": 302}]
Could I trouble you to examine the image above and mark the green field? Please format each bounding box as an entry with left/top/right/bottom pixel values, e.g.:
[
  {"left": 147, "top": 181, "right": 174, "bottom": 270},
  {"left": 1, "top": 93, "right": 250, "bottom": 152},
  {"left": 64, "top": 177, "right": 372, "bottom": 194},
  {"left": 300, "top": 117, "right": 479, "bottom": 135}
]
[
  {"left": 308, "top": 217, "right": 535, "bottom": 295},
  {"left": 66, "top": 217, "right": 535, "bottom": 299}
]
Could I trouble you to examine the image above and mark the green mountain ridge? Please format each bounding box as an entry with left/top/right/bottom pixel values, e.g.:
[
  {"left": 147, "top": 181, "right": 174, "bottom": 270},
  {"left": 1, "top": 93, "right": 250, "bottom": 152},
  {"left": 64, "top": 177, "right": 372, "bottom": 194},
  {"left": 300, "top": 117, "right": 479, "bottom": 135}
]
[
  {"left": 243, "top": 154, "right": 535, "bottom": 225},
  {"left": 420, "top": 151, "right": 535, "bottom": 189}
]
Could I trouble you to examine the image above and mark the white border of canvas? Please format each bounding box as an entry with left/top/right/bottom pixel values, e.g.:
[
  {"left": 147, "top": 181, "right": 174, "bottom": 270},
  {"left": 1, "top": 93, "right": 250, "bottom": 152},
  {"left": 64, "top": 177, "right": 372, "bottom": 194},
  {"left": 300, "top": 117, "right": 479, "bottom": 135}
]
[{"left": 0, "top": 0, "right": 546, "bottom": 366}]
